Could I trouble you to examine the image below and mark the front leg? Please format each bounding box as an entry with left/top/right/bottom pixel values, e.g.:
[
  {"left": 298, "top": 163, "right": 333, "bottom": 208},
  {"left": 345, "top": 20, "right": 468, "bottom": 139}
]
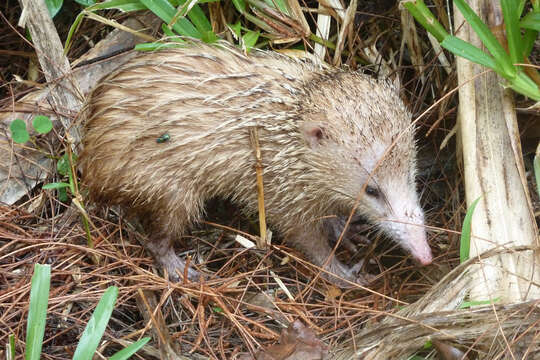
[
  {"left": 138, "top": 206, "right": 205, "bottom": 282},
  {"left": 287, "top": 225, "right": 373, "bottom": 288}
]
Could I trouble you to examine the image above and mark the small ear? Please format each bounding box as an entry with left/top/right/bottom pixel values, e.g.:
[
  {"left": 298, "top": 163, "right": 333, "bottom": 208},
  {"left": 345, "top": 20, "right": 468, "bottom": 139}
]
[{"left": 301, "top": 122, "right": 326, "bottom": 148}]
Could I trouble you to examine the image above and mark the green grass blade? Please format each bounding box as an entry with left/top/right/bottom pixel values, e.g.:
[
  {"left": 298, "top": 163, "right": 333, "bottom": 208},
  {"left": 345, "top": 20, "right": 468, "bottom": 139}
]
[
  {"left": 64, "top": 11, "right": 85, "bottom": 53},
  {"left": 8, "top": 334, "right": 16, "bottom": 360},
  {"left": 72, "top": 287, "right": 118, "bottom": 360},
  {"left": 171, "top": 0, "right": 212, "bottom": 34},
  {"left": 441, "top": 36, "right": 498, "bottom": 71},
  {"left": 201, "top": 30, "right": 218, "bottom": 43},
  {"left": 135, "top": 42, "right": 185, "bottom": 51},
  {"left": 109, "top": 337, "right": 151, "bottom": 360},
  {"left": 25, "top": 264, "right": 51, "bottom": 360},
  {"left": 508, "top": 72, "right": 540, "bottom": 101},
  {"left": 460, "top": 197, "right": 481, "bottom": 263},
  {"left": 231, "top": 0, "right": 246, "bottom": 13},
  {"left": 65, "top": 0, "right": 150, "bottom": 53},
  {"left": 161, "top": 23, "right": 186, "bottom": 42},
  {"left": 6, "top": 334, "right": 16, "bottom": 360},
  {"left": 228, "top": 0, "right": 275, "bottom": 33},
  {"left": 459, "top": 297, "right": 500, "bottom": 308},
  {"left": 520, "top": 12, "right": 540, "bottom": 31},
  {"left": 89, "top": 0, "right": 147, "bottom": 11},
  {"left": 402, "top": 0, "right": 449, "bottom": 42},
  {"left": 187, "top": 6, "right": 212, "bottom": 34},
  {"left": 262, "top": 0, "right": 289, "bottom": 15},
  {"left": 522, "top": 29, "right": 538, "bottom": 59},
  {"left": 518, "top": 0, "right": 527, "bottom": 15},
  {"left": 453, "top": 0, "right": 515, "bottom": 77},
  {"left": 139, "top": 0, "right": 200, "bottom": 38},
  {"left": 501, "top": 0, "right": 523, "bottom": 65}
]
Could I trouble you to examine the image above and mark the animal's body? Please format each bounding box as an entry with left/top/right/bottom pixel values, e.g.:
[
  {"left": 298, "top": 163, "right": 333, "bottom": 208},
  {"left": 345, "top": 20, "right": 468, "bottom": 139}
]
[{"left": 80, "top": 42, "right": 432, "bottom": 286}]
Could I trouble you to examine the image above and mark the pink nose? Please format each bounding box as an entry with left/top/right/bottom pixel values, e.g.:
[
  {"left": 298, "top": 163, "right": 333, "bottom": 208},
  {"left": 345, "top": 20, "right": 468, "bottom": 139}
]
[
  {"left": 417, "top": 252, "right": 433, "bottom": 265},
  {"left": 410, "top": 241, "right": 433, "bottom": 266}
]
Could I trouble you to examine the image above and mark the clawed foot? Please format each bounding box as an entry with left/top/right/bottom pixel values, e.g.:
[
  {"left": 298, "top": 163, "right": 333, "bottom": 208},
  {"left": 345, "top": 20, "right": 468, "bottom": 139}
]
[
  {"left": 324, "top": 216, "right": 372, "bottom": 254},
  {"left": 158, "top": 250, "right": 204, "bottom": 282},
  {"left": 319, "top": 258, "right": 376, "bottom": 288},
  {"left": 145, "top": 241, "right": 204, "bottom": 282}
]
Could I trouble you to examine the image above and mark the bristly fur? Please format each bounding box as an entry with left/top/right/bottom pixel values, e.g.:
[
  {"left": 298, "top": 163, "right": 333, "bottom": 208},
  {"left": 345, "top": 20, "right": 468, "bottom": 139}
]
[{"left": 80, "top": 41, "right": 431, "bottom": 286}]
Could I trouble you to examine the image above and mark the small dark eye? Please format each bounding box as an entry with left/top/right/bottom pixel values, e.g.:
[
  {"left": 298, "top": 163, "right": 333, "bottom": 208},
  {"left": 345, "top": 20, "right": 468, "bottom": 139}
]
[{"left": 365, "top": 186, "right": 380, "bottom": 198}]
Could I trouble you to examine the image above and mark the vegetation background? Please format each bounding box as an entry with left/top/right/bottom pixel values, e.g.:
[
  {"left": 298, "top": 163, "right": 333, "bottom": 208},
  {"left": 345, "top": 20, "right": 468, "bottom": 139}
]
[{"left": 0, "top": 0, "right": 538, "bottom": 358}]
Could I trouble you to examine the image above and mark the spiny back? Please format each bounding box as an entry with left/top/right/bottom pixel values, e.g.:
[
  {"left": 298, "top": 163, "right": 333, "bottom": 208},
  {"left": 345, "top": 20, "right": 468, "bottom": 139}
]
[{"left": 80, "top": 43, "right": 415, "bottom": 235}]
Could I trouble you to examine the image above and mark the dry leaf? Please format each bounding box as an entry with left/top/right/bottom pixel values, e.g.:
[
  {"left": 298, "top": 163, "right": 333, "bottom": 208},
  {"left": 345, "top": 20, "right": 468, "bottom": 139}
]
[{"left": 243, "top": 320, "right": 328, "bottom": 360}]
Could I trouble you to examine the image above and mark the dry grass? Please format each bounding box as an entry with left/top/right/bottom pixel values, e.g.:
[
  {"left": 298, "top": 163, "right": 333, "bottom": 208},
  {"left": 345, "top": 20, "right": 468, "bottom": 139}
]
[{"left": 0, "top": 174, "right": 456, "bottom": 359}]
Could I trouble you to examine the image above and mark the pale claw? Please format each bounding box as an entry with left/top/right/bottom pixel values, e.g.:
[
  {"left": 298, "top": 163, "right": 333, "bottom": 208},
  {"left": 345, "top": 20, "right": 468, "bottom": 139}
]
[
  {"left": 320, "top": 257, "right": 375, "bottom": 288},
  {"left": 145, "top": 240, "right": 203, "bottom": 282}
]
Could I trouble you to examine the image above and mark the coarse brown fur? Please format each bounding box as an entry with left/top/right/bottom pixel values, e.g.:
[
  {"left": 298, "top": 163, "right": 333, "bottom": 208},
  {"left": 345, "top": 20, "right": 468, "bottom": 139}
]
[{"left": 80, "top": 41, "right": 432, "bottom": 286}]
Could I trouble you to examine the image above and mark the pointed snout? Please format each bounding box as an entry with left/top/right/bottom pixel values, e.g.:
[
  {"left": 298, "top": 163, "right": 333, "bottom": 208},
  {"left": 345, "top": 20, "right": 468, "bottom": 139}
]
[
  {"left": 382, "top": 210, "right": 433, "bottom": 266},
  {"left": 409, "top": 237, "right": 433, "bottom": 265},
  {"left": 378, "top": 190, "right": 433, "bottom": 266},
  {"left": 400, "top": 219, "right": 432, "bottom": 265}
]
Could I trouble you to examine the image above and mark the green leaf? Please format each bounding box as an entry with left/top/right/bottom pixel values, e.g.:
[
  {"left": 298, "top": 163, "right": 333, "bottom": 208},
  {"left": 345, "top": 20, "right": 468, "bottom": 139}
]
[
  {"left": 32, "top": 115, "right": 53, "bottom": 134},
  {"left": 58, "top": 187, "right": 69, "bottom": 202},
  {"left": 57, "top": 153, "right": 76, "bottom": 176},
  {"left": 262, "top": 0, "right": 289, "bottom": 15},
  {"left": 231, "top": 0, "right": 246, "bottom": 13},
  {"left": 73, "top": 287, "right": 119, "bottom": 360},
  {"left": 423, "top": 340, "right": 432, "bottom": 349},
  {"left": 172, "top": 0, "right": 212, "bottom": 34},
  {"left": 522, "top": 28, "right": 538, "bottom": 58},
  {"left": 212, "top": 306, "right": 223, "bottom": 313},
  {"left": 74, "top": 0, "right": 96, "bottom": 6},
  {"left": 453, "top": 0, "right": 516, "bottom": 78},
  {"left": 201, "top": 30, "right": 218, "bottom": 43},
  {"left": 520, "top": 12, "right": 540, "bottom": 31},
  {"left": 501, "top": 0, "right": 523, "bottom": 65},
  {"left": 89, "top": 0, "right": 147, "bottom": 11},
  {"left": 517, "top": 0, "right": 527, "bottom": 15},
  {"left": 441, "top": 36, "right": 498, "bottom": 71},
  {"left": 25, "top": 264, "right": 51, "bottom": 360},
  {"left": 460, "top": 197, "right": 481, "bottom": 263},
  {"left": 509, "top": 71, "right": 540, "bottom": 101},
  {"left": 139, "top": 0, "right": 201, "bottom": 38},
  {"left": 242, "top": 30, "right": 260, "bottom": 50},
  {"left": 402, "top": 0, "right": 449, "bottom": 42},
  {"left": 42, "top": 182, "right": 71, "bottom": 190},
  {"left": 10, "top": 119, "right": 30, "bottom": 144},
  {"left": 65, "top": 12, "right": 85, "bottom": 54},
  {"left": 45, "top": 0, "right": 63, "bottom": 18},
  {"left": 109, "top": 338, "right": 150, "bottom": 360},
  {"left": 229, "top": 21, "right": 241, "bottom": 38}
]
